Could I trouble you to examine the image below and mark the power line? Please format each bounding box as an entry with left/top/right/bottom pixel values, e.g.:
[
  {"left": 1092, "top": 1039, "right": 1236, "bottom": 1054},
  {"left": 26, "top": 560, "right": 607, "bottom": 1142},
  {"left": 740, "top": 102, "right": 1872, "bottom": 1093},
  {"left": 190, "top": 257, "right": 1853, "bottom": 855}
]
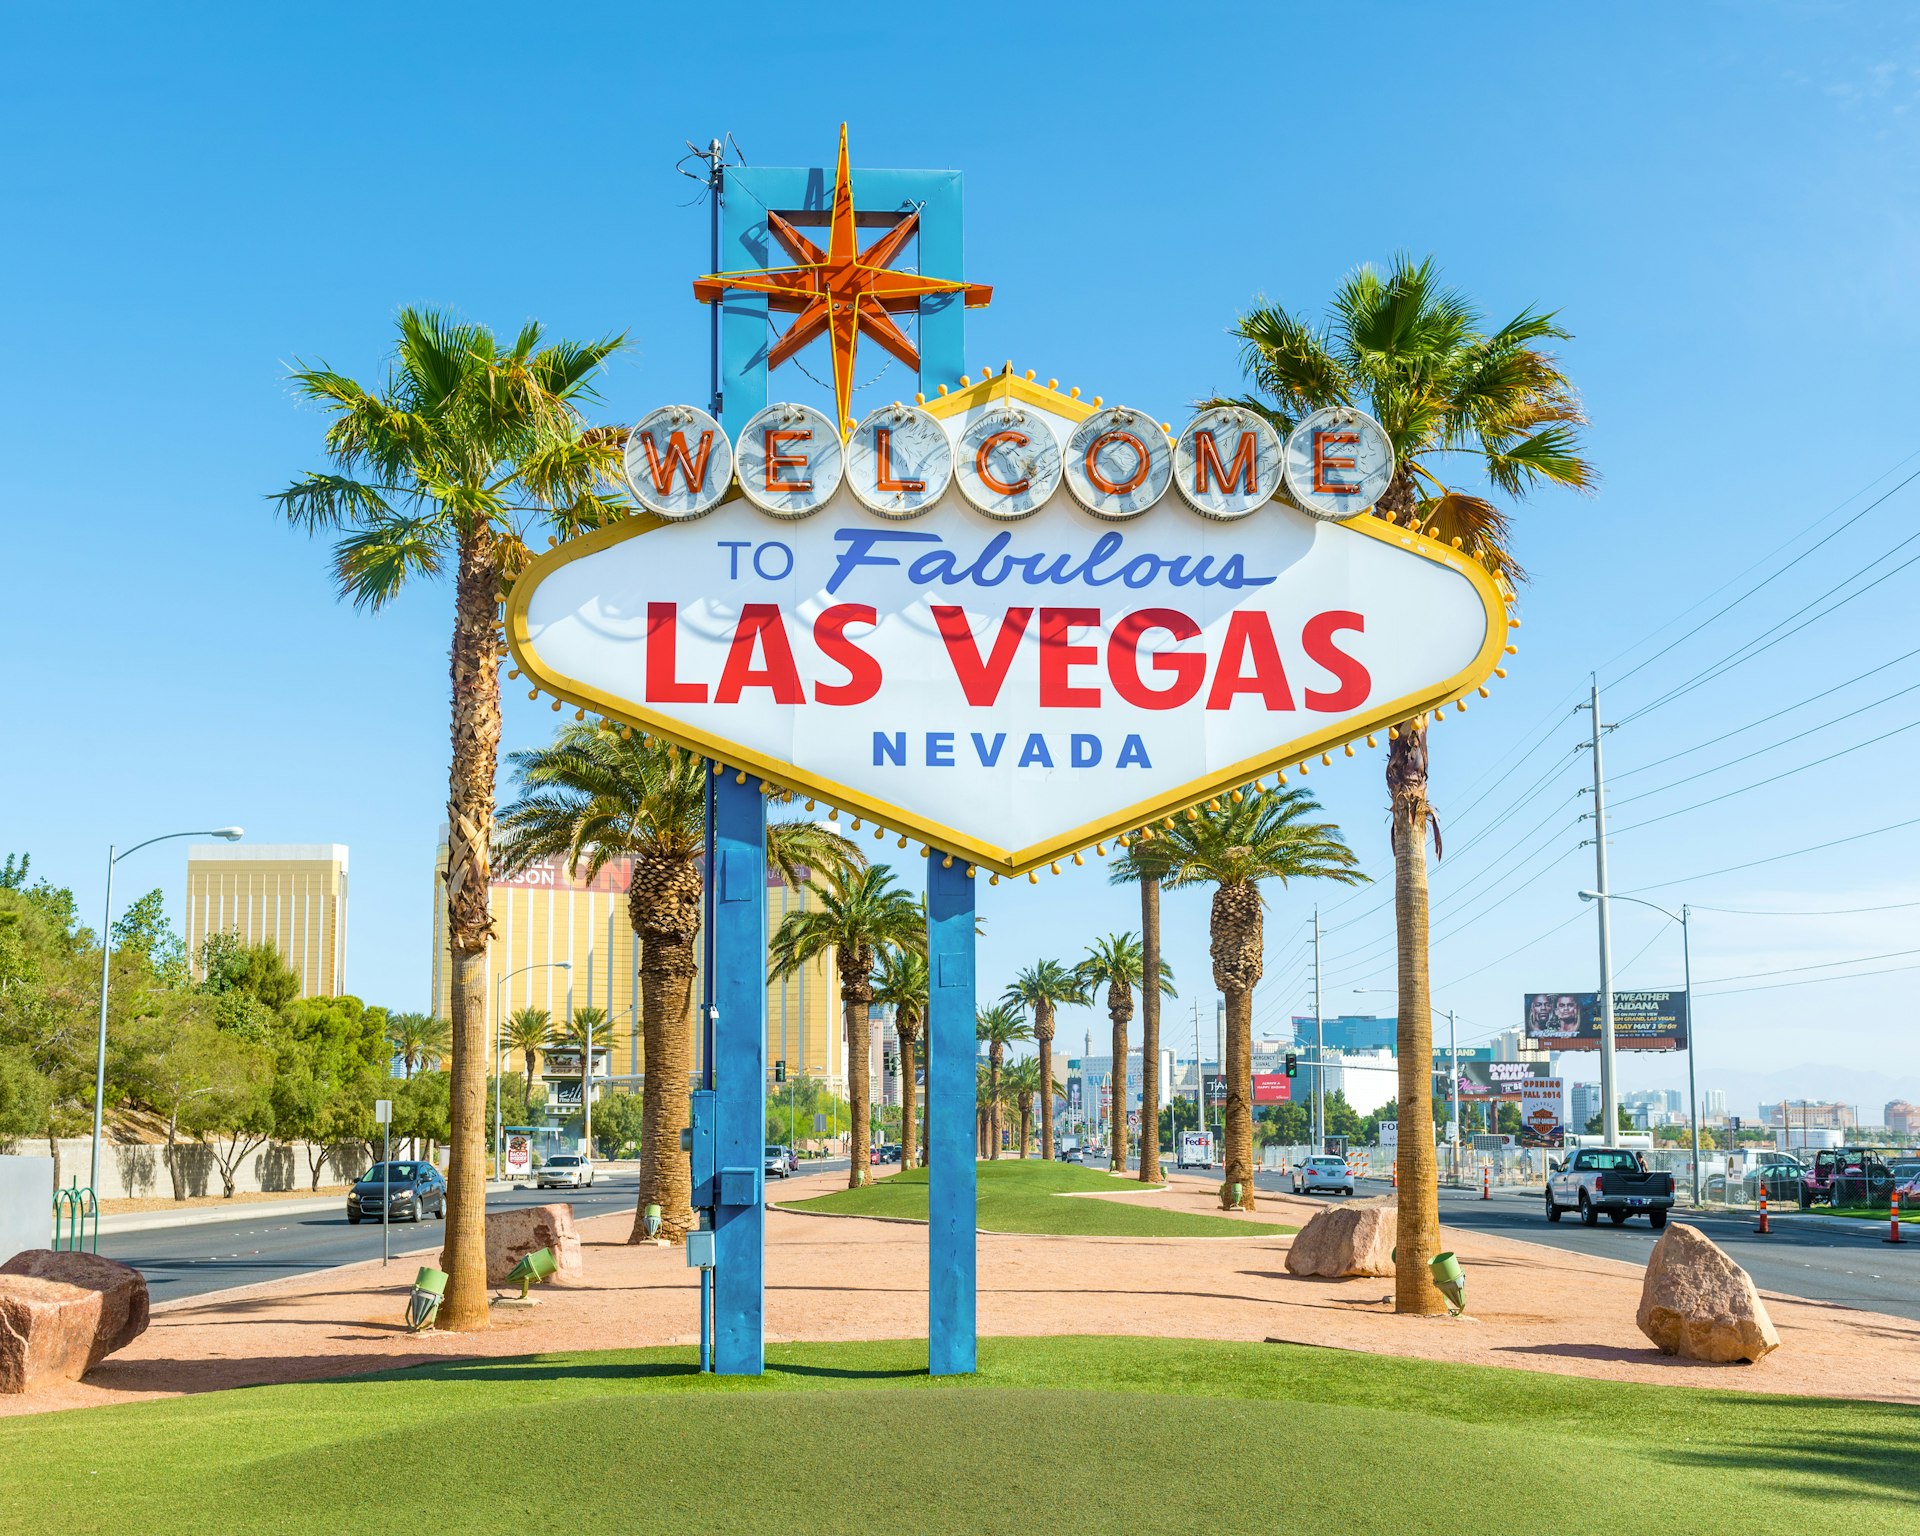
[
  {"left": 1435, "top": 908, "right": 1586, "bottom": 990},
  {"left": 1697, "top": 945, "right": 1920, "bottom": 987},
  {"left": 1606, "top": 462, "right": 1920, "bottom": 692},
  {"left": 1610, "top": 669, "right": 1920, "bottom": 803},
  {"left": 1617, "top": 532, "right": 1920, "bottom": 727},
  {"left": 1619, "top": 815, "right": 1920, "bottom": 893},
  {"left": 1690, "top": 897, "right": 1920, "bottom": 917},
  {"left": 1609, "top": 718, "right": 1920, "bottom": 837},
  {"left": 1610, "top": 643, "right": 1920, "bottom": 785},
  {"left": 1698, "top": 960, "right": 1920, "bottom": 998}
]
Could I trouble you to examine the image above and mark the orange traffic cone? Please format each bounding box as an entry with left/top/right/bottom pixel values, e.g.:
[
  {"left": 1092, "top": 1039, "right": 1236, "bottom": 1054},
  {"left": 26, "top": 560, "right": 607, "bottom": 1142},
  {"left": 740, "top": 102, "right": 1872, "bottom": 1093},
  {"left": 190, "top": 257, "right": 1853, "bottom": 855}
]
[
  {"left": 1481, "top": 1165, "right": 1491, "bottom": 1201},
  {"left": 1391, "top": 1164, "right": 1398, "bottom": 1189},
  {"left": 1755, "top": 1188, "right": 1771, "bottom": 1234},
  {"left": 1887, "top": 1189, "right": 1905, "bottom": 1245}
]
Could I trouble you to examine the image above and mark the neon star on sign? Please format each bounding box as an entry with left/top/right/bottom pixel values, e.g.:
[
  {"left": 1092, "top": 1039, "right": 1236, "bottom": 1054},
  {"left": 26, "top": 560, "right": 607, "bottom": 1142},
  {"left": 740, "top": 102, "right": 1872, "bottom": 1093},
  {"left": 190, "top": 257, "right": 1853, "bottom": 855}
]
[
  {"left": 692, "top": 124, "right": 992, "bottom": 437},
  {"left": 510, "top": 370, "right": 1512, "bottom": 877}
]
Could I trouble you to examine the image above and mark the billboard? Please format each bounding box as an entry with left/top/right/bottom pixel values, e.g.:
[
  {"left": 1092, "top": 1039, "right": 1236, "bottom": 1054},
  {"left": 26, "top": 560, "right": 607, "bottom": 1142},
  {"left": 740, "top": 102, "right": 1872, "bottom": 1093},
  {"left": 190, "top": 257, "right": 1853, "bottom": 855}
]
[
  {"left": 1519, "top": 1079, "right": 1566, "bottom": 1147},
  {"left": 507, "top": 385, "right": 1508, "bottom": 877},
  {"left": 1444, "top": 1061, "right": 1560, "bottom": 1103},
  {"left": 1252, "top": 1073, "right": 1292, "bottom": 1105},
  {"left": 1202, "top": 1072, "right": 1229, "bottom": 1106},
  {"left": 1522, "top": 991, "right": 1689, "bottom": 1052}
]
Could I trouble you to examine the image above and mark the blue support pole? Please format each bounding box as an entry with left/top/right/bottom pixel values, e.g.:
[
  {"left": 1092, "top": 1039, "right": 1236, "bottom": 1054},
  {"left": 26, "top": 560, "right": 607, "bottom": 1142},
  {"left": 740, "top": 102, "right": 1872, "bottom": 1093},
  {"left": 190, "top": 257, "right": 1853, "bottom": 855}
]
[
  {"left": 711, "top": 771, "right": 767, "bottom": 1375},
  {"left": 926, "top": 852, "right": 977, "bottom": 1375}
]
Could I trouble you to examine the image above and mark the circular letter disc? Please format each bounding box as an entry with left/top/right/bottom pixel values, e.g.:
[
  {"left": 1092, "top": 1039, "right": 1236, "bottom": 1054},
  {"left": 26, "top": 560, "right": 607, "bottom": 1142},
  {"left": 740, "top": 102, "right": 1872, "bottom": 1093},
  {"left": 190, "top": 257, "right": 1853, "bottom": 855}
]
[
  {"left": 624, "top": 405, "right": 733, "bottom": 520},
  {"left": 955, "top": 407, "right": 1063, "bottom": 520},
  {"left": 736, "top": 402, "right": 845, "bottom": 519},
  {"left": 846, "top": 404, "right": 953, "bottom": 519},
  {"left": 1283, "top": 406, "right": 1396, "bottom": 520},
  {"left": 1172, "top": 407, "right": 1283, "bottom": 520},
  {"left": 1064, "top": 405, "right": 1173, "bottom": 520}
]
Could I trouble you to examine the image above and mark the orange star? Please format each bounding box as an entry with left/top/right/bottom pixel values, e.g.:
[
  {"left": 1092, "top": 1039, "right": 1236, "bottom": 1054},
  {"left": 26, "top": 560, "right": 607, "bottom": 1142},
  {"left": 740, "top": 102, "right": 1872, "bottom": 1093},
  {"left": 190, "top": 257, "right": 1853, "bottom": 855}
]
[{"left": 694, "top": 124, "right": 992, "bottom": 436}]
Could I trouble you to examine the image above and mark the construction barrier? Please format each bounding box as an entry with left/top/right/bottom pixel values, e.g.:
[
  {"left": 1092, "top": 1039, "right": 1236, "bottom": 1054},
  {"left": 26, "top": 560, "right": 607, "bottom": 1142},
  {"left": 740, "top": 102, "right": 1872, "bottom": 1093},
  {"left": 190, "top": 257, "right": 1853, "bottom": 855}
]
[
  {"left": 1887, "top": 1189, "right": 1904, "bottom": 1245},
  {"left": 1755, "top": 1188, "right": 1771, "bottom": 1235}
]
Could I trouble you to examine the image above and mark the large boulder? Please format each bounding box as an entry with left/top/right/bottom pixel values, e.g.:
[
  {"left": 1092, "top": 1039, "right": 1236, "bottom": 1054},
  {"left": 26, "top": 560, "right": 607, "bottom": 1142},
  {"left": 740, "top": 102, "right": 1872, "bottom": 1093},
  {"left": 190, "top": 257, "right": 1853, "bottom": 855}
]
[
  {"left": 0, "top": 1249, "right": 151, "bottom": 1393},
  {"left": 445, "top": 1203, "right": 584, "bottom": 1288},
  {"left": 1284, "top": 1199, "right": 1396, "bottom": 1278},
  {"left": 1637, "top": 1222, "right": 1780, "bottom": 1363}
]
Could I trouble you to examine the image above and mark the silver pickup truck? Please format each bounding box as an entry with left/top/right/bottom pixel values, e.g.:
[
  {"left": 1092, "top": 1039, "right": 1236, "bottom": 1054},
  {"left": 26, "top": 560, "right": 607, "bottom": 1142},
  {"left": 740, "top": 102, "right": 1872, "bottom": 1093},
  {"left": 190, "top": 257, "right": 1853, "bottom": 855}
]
[{"left": 1546, "top": 1147, "right": 1674, "bottom": 1228}]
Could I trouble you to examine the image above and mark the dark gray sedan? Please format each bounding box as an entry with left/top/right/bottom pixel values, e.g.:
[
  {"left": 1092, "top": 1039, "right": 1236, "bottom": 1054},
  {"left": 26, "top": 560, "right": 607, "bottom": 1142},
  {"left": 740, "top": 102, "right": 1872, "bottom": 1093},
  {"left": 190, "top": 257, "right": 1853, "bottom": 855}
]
[{"left": 347, "top": 1161, "right": 446, "bottom": 1223}]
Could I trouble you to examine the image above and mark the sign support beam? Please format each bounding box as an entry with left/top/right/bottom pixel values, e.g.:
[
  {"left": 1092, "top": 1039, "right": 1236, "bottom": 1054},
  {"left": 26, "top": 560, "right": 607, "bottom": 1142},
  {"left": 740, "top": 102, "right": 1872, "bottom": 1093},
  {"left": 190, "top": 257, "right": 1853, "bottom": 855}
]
[
  {"left": 927, "top": 851, "right": 977, "bottom": 1375},
  {"left": 712, "top": 770, "right": 766, "bottom": 1375}
]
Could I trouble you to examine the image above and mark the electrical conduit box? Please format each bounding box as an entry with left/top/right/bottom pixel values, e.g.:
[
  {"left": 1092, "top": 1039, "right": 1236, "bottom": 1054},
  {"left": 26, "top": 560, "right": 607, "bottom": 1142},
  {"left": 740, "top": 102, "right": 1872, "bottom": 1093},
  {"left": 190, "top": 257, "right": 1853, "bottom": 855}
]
[
  {"left": 720, "top": 1166, "right": 759, "bottom": 1208},
  {"left": 684, "top": 1089, "right": 717, "bottom": 1210}
]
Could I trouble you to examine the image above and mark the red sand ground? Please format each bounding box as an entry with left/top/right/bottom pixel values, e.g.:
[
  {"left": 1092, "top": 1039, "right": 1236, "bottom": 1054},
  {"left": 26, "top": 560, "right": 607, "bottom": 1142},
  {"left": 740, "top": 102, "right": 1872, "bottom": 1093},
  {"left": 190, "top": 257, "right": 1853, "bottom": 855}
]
[{"left": 8, "top": 1168, "right": 1915, "bottom": 1417}]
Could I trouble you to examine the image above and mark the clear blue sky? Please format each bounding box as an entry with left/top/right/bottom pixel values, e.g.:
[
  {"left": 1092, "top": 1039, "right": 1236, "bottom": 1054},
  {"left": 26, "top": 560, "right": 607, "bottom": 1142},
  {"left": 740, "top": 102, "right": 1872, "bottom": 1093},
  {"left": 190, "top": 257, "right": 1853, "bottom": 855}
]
[{"left": 5, "top": 4, "right": 1917, "bottom": 1118}]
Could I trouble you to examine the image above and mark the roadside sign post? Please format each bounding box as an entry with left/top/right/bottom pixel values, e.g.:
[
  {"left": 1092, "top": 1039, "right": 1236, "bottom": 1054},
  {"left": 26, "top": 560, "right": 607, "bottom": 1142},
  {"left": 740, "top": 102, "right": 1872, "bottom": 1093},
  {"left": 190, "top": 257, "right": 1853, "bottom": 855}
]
[{"left": 374, "top": 1098, "right": 393, "bottom": 1266}]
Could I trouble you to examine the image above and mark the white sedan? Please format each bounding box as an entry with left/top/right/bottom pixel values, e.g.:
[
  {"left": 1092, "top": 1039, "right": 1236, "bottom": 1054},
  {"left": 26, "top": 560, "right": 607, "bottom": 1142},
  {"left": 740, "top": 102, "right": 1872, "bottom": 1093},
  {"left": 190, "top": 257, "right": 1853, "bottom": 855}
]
[
  {"left": 536, "top": 1154, "right": 596, "bottom": 1189},
  {"left": 1290, "top": 1155, "right": 1356, "bottom": 1196}
]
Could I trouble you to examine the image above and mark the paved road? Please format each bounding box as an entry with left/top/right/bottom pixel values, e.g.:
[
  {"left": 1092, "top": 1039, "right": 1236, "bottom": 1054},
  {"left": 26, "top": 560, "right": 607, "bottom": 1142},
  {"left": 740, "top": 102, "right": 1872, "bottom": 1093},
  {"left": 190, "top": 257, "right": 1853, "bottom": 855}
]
[
  {"left": 1164, "top": 1166, "right": 1920, "bottom": 1321},
  {"left": 105, "top": 1158, "right": 855, "bottom": 1304},
  {"left": 103, "top": 1174, "right": 645, "bottom": 1303}
]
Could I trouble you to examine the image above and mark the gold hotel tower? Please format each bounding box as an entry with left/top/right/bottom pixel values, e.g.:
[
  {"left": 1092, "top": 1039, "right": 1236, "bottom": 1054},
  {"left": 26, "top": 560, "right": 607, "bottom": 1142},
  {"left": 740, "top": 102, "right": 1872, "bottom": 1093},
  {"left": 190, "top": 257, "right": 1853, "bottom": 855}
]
[
  {"left": 430, "top": 841, "right": 843, "bottom": 1090},
  {"left": 185, "top": 843, "right": 348, "bottom": 998}
]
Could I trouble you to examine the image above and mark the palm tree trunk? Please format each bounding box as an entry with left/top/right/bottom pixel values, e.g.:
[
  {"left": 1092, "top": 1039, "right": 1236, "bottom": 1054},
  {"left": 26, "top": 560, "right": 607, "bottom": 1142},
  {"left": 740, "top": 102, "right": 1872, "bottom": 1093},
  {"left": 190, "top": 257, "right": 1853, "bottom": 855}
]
[
  {"left": 1035, "top": 1002, "right": 1055, "bottom": 1161},
  {"left": 437, "top": 529, "right": 502, "bottom": 1333},
  {"left": 1139, "top": 874, "right": 1163, "bottom": 1184},
  {"left": 843, "top": 954, "right": 874, "bottom": 1188},
  {"left": 1107, "top": 983, "right": 1131, "bottom": 1175},
  {"left": 629, "top": 856, "right": 701, "bottom": 1243},
  {"left": 1389, "top": 721, "right": 1446, "bottom": 1314},
  {"left": 987, "top": 1044, "right": 1003, "bottom": 1159},
  {"left": 1211, "top": 879, "right": 1263, "bottom": 1211},
  {"left": 898, "top": 1023, "right": 920, "bottom": 1170},
  {"left": 1019, "top": 1102, "right": 1031, "bottom": 1157}
]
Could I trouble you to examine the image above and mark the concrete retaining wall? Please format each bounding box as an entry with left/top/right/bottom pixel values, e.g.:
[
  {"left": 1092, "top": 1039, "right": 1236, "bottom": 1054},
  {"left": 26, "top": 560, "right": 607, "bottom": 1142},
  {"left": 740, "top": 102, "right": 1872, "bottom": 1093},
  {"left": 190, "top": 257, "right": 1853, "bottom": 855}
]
[{"left": 14, "top": 1138, "right": 387, "bottom": 1201}]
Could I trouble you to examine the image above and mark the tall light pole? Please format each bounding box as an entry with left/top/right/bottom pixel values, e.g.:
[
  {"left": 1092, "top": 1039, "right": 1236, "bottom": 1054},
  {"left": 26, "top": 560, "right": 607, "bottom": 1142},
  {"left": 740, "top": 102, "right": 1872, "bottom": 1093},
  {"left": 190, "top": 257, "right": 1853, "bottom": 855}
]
[
  {"left": 1580, "top": 677, "right": 1621, "bottom": 1147},
  {"left": 92, "top": 827, "right": 242, "bottom": 1193},
  {"left": 1356, "top": 987, "right": 1456, "bottom": 1182},
  {"left": 494, "top": 961, "right": 570, "bottom": 1178},
  {"left": 1581, "top": 891, "right": 1697, "bottom": 1203}
]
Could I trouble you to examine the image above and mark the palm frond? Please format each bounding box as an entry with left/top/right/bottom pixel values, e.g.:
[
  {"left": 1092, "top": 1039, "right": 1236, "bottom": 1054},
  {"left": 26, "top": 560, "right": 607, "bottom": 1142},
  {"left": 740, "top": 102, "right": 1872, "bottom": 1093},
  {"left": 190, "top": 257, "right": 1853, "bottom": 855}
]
[{"left": 331, "top": 512, "right": 450, "bottom": 610}]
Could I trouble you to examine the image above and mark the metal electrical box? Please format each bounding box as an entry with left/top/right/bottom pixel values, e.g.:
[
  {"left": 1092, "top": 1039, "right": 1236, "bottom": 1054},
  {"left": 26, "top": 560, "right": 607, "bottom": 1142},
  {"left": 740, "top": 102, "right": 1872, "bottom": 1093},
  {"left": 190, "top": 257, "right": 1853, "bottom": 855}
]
[
  {"left": 686, "top": 1089, "right": 717, "bottom": 1209},
  {"left": 684, "top": 1229, "right": 715, "bottom": 1269},
  {"left": 719, "top": 1166, "right": 758, "bottom": 1208}
]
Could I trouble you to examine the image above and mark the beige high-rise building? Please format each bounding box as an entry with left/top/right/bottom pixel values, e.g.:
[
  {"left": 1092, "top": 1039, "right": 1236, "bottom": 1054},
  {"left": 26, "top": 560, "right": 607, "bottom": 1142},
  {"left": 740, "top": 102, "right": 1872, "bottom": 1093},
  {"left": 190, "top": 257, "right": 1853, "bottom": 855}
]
[
  {"left": 430, "top": 840, "right": 842, "bottom": 1091},
  {"left": 185, "top": 843, "right": 349, "bottom": 998}
]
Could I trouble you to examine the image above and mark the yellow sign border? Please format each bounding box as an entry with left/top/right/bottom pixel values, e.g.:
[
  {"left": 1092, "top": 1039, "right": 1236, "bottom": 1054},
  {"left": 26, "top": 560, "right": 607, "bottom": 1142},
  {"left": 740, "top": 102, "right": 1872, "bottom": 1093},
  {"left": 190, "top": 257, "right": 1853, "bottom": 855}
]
[{"left": 505, "top": 420, "right": 1510, "bottom": 879}]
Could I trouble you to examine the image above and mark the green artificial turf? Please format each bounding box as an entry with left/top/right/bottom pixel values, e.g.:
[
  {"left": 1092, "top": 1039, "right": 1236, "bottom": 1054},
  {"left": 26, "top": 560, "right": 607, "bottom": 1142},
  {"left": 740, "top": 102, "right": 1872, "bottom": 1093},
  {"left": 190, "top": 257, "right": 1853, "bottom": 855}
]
[
  {"left": 783, "top": 1156, "right": 1294, "bottom": 1236},
  {"left": 3, "top": 1336, "right": 1914, "bottom": 1535}
]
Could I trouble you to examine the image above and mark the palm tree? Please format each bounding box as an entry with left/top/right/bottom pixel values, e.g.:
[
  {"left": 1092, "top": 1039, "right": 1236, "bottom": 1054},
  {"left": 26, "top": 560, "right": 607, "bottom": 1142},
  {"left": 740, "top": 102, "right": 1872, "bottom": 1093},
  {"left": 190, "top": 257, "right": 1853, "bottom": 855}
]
[
  {"left": 769, "top": 866, "right": 924, "bottom": 1188},
  {"left": 1122, "top": 786, "right": 1363, "bottom": 1211},
  {"left": 504, "top": 1006, "right": 551, "bottom": 1088},
  {"left": 1110, "top": 849, "right": 1177, "bottom": 1183},
  {"left": 870, "top": 946, "right": 928, "bottom": 1170},
  {"left": 498, "top": 724, "right": 861, "bottom": 1241},
  {"left": 387, "top": 1013, "right": 451, "bottom": 1078},
  {"left": 1074, "top": 934, "right": 1173, "bottom": 1177},
  {"left": 1002, "top": 961, "right": 1086, "bottom": 1161},
  {"left": 975, "top": 1063, "right": 995, "bottom": 1159},
  {"left": 974, "top": 1005, "right": 1032, "bottom": 1160},
  {"left": 1004, "top": 1056, "right": 1043, "bottom": 1158},
  {"left": 1223, "top": 255, "right": 1592, "bottom": 1306},
  {"left": 274, "top": 309, "right": 627, "bottom": 1331}
]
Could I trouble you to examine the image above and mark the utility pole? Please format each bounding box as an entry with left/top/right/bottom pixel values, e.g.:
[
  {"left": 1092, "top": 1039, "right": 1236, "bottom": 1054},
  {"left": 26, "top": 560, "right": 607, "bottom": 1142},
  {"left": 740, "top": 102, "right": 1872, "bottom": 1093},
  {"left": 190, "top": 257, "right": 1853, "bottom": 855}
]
[
  {"left": 1312, "top": 906, "right": 1326, "bottom": 1151},
  {"left": 1580, "top": 676, "right": 1621, "bottom": 1144}
]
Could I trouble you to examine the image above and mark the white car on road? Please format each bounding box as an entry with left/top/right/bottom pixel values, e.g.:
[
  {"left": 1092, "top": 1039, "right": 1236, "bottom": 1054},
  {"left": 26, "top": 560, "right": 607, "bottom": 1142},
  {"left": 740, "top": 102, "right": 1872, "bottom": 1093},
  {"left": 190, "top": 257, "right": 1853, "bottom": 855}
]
[
  {"left": 536, "top": 1154, "right": 595, "bottom": 1190},
  {"left": 1290, "top": 1155, "right": 1355, "bottom": 1196}
]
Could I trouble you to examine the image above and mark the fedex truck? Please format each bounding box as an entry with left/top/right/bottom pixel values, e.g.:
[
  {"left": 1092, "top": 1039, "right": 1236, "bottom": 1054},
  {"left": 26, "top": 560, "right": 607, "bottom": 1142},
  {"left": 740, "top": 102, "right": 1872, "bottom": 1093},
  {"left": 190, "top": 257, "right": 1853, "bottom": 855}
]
[{"left": 1176, "top": 1131, "right": 1216, "bottom": 1170}]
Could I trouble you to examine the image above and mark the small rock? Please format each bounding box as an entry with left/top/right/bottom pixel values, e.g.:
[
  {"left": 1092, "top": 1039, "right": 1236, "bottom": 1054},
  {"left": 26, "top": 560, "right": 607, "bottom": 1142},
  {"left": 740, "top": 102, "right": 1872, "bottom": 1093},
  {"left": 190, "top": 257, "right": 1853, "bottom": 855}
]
[
  {"left": 0, "top": 1249, "right": 151, "bottom": 1393},
  {"left": 1637, "top": 1222, "right": 1779, "bottom": 1363},
  {"left": 1284, "top": 1199, "right": 1396, "bottom": 1278},
  {"left": 445, "top": 1204, "right": 584, "bottom": 1288}
]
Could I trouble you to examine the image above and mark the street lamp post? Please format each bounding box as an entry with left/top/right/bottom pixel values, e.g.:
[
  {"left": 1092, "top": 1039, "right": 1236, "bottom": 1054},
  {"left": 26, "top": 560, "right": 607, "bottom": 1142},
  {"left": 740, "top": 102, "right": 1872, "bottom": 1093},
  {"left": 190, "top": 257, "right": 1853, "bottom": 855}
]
[
  {"left": 1581, "top": 890, "right": 1698, "bottom": 1204},
  {"left": 494, "top": 961, "right": 571, "bottom": 1178},
  {"left": 92, "top": 827, "right": 242, "bottom": 1194}
]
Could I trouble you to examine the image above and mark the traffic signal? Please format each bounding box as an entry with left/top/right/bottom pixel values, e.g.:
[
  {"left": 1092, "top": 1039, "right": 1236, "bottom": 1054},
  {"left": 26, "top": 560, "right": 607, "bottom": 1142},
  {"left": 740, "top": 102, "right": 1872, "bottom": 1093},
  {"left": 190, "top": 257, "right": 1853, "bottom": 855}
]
[
  {"left": 1285, "top": 1052, "right": 1298, "bottom": 1078},
  {"left": 773, "top": 1059, "right": 786, "bottom": 1084}
]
